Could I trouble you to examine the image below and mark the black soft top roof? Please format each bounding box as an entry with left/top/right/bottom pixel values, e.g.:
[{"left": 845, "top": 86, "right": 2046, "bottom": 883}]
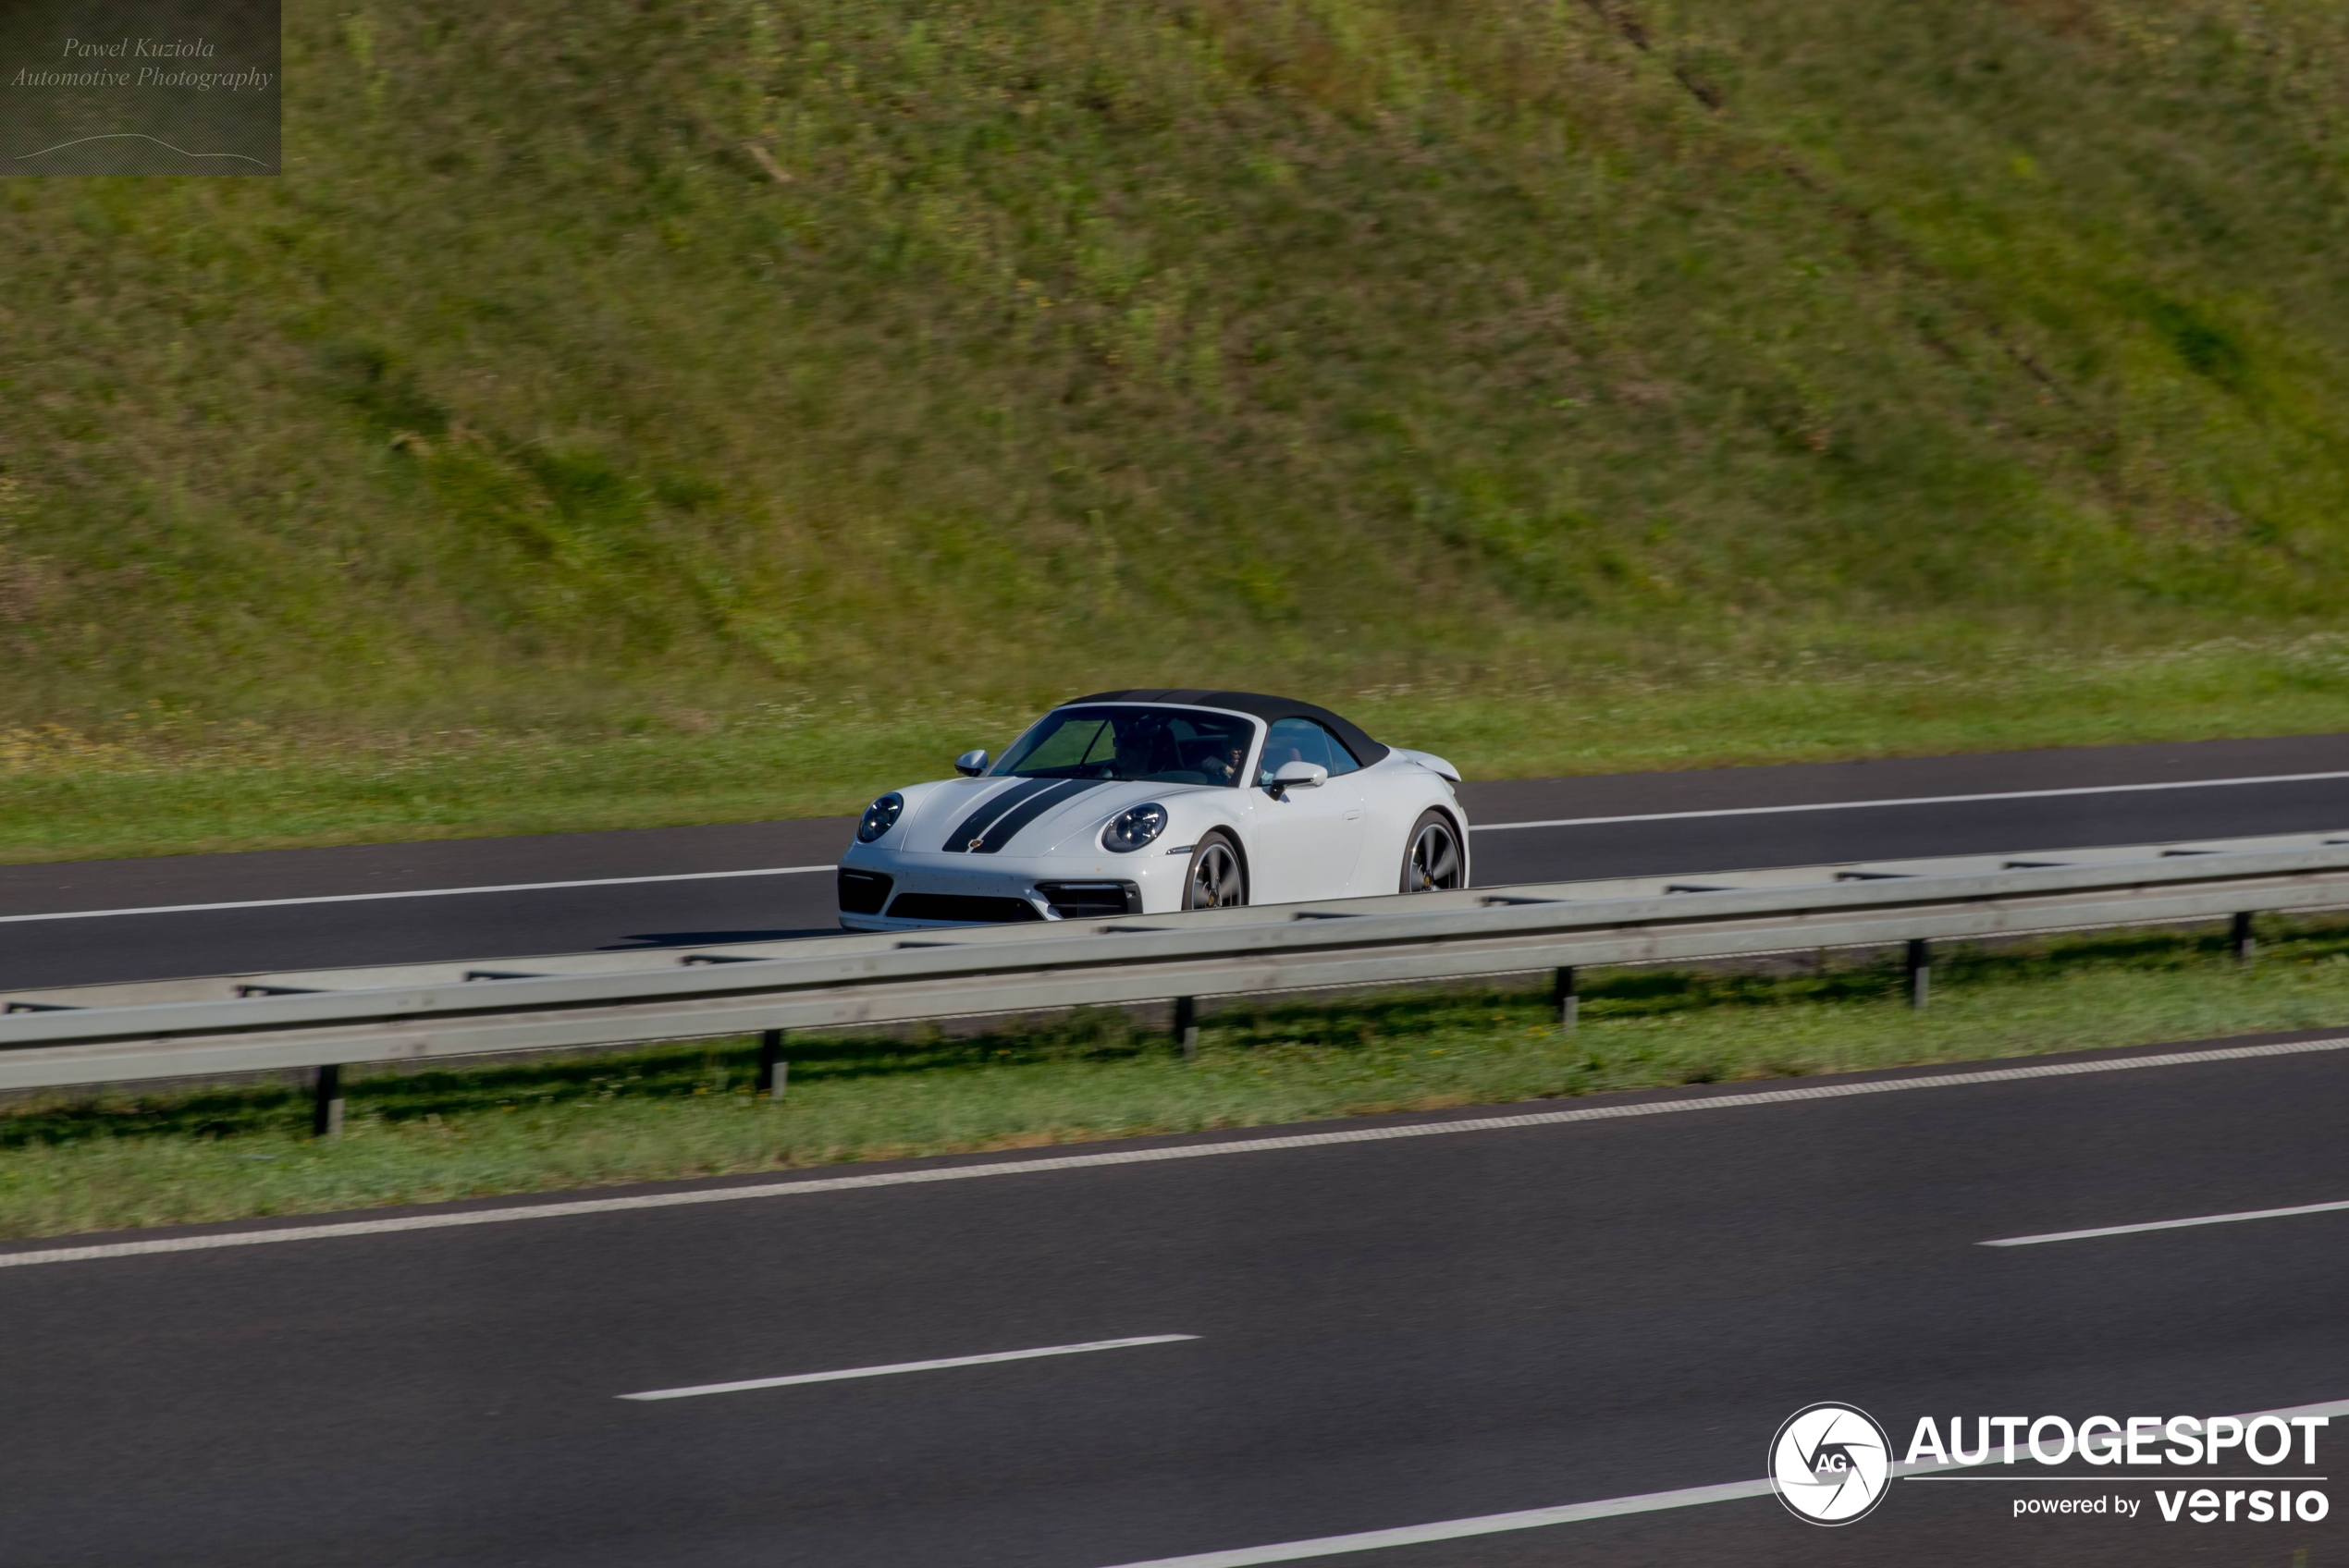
[{"left": 1064, "top": 690, "right": 1389, "bottom": 766}]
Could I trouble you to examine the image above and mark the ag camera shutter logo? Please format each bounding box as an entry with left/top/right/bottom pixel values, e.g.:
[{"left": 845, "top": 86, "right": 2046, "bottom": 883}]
[{"left": 1770, "top": 1403, "right": 1892, "bottom": 1525}]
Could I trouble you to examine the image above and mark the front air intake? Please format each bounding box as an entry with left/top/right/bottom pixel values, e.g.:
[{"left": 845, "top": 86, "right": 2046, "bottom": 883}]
[
  {"left": 837, "top": 869, "right": 894, "bottom": 915},
  {"left": 882, "top": 893, "right": 1044, "bottom": 924},
  {"left": 1036, "top": 881, "right": 1143, "bottom": 919}
]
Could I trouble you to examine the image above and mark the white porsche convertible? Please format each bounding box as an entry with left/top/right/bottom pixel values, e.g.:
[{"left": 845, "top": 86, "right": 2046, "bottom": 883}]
[{"left": 837, "top": 689, "right": 1469, "bottom": 928}]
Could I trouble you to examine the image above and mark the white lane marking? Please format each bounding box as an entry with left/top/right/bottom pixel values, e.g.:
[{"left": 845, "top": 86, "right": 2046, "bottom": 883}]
[
  {"left": 1470, "top": 767, "right": 2349, "bottom": 832},
  {"left": 1984, "top": 1196, "right": 2349, "bottom": 1248},
  {"left": 13, "top": 765, "right": 2339, "bottom": 917},
  {"left": 19, "top": 764, "right": 2343, "bottom": 919},
  {"left": 618, "top": 1334, "right": 1198, "bottom": 1402},
  {"left": 0, "top": 865, "right": 835, "bottom": 925},
  {"left": 3, "top": 1032, "right": 2345, "bottom": 1272},
  {"left": 1087, "top": 1396, "right": 2349, "bottom": 1567}
]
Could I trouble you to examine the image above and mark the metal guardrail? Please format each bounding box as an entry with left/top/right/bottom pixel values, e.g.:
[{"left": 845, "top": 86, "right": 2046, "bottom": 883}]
[{"left": 4, "top": 831, "right": 2348, "bottom": 1123}]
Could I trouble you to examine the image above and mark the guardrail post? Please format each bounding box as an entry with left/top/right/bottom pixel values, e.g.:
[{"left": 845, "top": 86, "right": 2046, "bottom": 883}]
[
  {"left": 756, "top": 1029, "right": 787, "bottom": 1097},
  {"left": 312, "top": 1064, "right": 344, "bottom": 1139},
  {"left": 1174, "top": 996, "right": 1199, "bottom": 1060},
  {"left": 1906, "top": 939, "right": 1930, "bottom": 1011},
  {"left": 2232, "top": 912, "right": 2256, "bottom": 965},
  {"left": 1552, "top": 966, "right": 1578, "bottom": 1032}
]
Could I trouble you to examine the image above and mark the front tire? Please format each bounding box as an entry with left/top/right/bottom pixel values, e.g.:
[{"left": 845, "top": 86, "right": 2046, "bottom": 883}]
[
  {"left": 1183, "top": 831, "right": 1248, "bottom": 910},
  {"left": 1400, "top": 810, "right": 1466, "bottom": 893}
]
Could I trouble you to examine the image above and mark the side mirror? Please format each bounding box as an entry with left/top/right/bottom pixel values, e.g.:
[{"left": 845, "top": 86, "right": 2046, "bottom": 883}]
[
  {"left": 953, "top": 750, "right": 990, "bottom": 778},
  {"left": 1268, "top": 760, "right": 1328, "bottom": 798}
]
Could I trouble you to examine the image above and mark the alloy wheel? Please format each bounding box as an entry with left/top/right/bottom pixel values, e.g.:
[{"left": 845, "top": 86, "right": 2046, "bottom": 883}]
[
  {"left": 1187, "top": 840, "right": 1246, "bottom": 909},
  {"left": 1405, "top": 821, "right": 1463, "bottom": 892}
]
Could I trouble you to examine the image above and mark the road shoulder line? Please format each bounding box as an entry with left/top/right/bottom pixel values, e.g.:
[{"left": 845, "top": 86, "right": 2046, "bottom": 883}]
[
  {"left": 5, "top": 1033, "right": 2347, "bottom": 1272},
  {"left": 0, "top": 865, "right": 834, "bottom": 925},
  {"left": 1472, "top": 767, "right": 2349, "bottom": 832},
  {"left": 1087, "top": 1397, "right": 2349, "bottom": 1566}
]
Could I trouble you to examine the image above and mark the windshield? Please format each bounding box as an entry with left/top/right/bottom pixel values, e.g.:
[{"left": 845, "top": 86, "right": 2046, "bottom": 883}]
[{"left": 993, "top": 705, "right": 1254, "bottom": 787}]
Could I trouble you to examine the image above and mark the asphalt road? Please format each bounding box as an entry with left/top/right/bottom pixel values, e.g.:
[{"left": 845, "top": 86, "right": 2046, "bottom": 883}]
[
  {"left": 6, "top": 730, "right": 2349, "bottom": 989},
  {"left": 3, "top": 1031, "right": 2343, "bottom": 1565}
]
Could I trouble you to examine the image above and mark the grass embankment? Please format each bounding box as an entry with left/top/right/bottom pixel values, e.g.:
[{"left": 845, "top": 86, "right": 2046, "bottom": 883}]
[
  {"left": 9, "top": 916, "right": 2349, "bottom": 1238},
  {"left": 6, "top": 0, "right": 2349, "bottom": 858}
]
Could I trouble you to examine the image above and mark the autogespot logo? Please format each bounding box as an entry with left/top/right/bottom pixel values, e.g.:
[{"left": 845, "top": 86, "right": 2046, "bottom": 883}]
[{"left": 1770, "top": 1403, "right": 1893, "bottom": 1525}]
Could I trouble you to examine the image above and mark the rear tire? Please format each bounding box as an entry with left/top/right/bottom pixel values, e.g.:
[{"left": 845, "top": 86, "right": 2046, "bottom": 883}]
[
  {"left": 1399, "top": 810, "right": 1465, "bottom": 893},
  {"left": 1183, "top": 832, "right": 1248, "bottom": 910}
]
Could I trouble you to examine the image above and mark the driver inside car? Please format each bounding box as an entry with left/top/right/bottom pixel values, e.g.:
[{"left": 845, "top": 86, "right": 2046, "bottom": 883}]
[{"left": 1258, "top": 738, "right": 1309, "bottom": 787}]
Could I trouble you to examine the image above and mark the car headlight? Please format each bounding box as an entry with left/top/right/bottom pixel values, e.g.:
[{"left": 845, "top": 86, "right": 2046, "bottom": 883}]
[
  {"left": 1101, "top": 803, "right": 1168, "bottom": 853},
  {"left": 856, "top": 792, "right": 904, "bottom": 844}
]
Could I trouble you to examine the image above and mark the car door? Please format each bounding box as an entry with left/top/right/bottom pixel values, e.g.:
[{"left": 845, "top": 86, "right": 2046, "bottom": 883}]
[{"left": 1248, "top": 718, "right": 1367, "bottom": 902}]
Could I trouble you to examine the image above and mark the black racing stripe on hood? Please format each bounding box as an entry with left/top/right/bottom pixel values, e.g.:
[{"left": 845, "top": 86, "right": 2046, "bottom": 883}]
[
  {"left": 969, "top": 778, "right": 1101, "bottom": 854},
  {"left": 942, "top": 777, "right": 1057, "bottom": 852}
]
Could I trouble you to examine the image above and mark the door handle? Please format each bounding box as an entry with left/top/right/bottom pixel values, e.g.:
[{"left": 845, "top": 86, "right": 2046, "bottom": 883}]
[{"left": 1345, "top": 809, "right": 1362, "bottom": 821}]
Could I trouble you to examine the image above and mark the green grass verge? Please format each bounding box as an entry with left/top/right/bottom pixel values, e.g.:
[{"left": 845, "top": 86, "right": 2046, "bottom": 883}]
[
  {"left": 9, "top": 632, "right": 2349, "bottom": 863},
  {"left": 9, "top": 915, "right": 2349, "bottom": 1239}
]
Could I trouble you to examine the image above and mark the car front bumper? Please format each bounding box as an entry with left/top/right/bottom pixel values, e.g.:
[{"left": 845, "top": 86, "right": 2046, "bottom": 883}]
[{"left": 836, "top": 845, "right": 1179, "bottom": 930}]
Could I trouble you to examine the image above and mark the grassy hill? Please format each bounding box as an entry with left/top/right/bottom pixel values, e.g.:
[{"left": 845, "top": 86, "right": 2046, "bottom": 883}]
[{"left": 6, "top": 0, "right": 2349, "bottom": 858}]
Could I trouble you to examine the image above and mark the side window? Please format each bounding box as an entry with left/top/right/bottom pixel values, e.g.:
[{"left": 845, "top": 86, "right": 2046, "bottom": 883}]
[
  {"left": 1317, "top": 721, "right": 1362, "bottom": 776},
  {"left": 1259, "top": 717, "right": 1336, "bottom": 783}
]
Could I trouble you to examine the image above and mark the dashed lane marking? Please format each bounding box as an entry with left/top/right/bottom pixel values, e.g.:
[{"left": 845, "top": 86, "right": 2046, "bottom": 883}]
[
  {"left": 1985, "top": 1195, "right": 2349, "bottom": 1248},
  {"left": 619, "top": 1335, "right": 1199, "bottom": 1402}
]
